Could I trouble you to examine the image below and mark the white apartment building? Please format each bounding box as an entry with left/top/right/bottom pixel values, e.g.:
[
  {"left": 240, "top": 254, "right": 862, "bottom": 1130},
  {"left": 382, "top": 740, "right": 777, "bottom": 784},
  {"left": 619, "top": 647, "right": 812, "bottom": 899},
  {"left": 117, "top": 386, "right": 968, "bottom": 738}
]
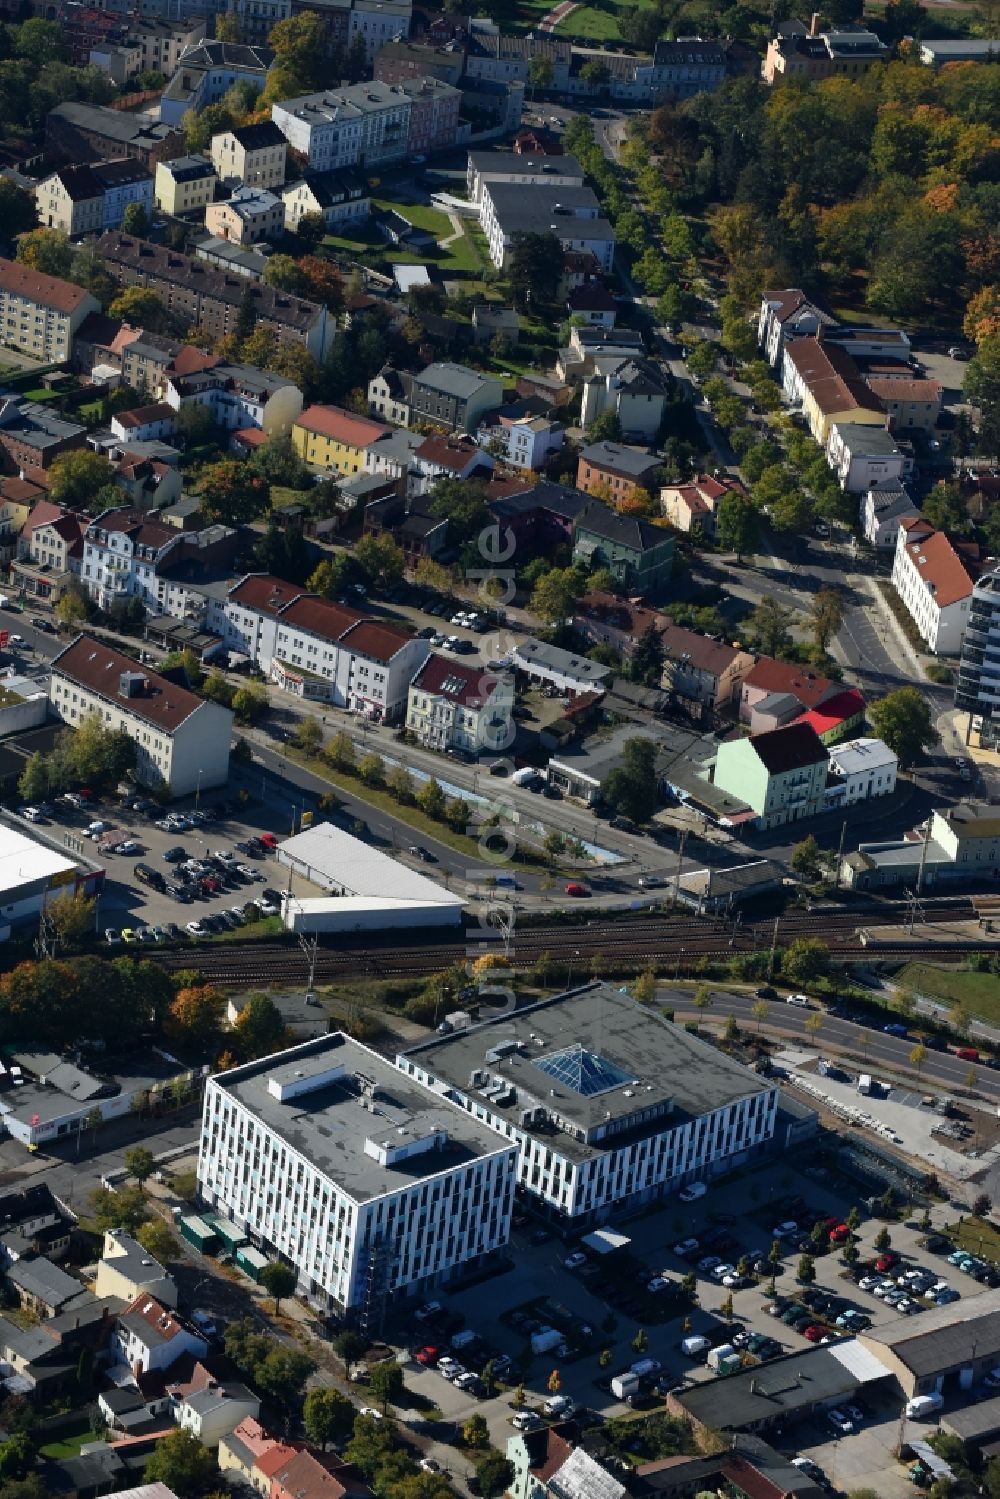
[
  {"left": 0, "top": 258, "right": 99, "bottom": 364},
  {"left": 215, "top": 575, "right": 430, "bottom": 720},
  {"left": 891, "top": 521, "right": 976, "bottom": 655},
  {"left": 80, "top": 507, "right": 185, "bottom": 613},
  {"left": 197, "top": 1034, "right": 518, "bottom": 1312},
  {"left": 407, "top": 654, "right": 514, "bottom": 754},
  {"left": 478, "top": 181, "right": 615, "bottom": 273},
  {"left": 466, "top": 149, "right": 585, "bottom": 203},
  {"left": 826, "top": 419, "right": 907, "bottom": 494},
  {"left": 163, "top": 360, "right": 303, "bottom": 439},
  {"left": 824, "top": 736, "right": 898, "bottom": 808},
  {"left": 112, "top": 1294, "right": 208, "bottom": 1375},
  {"left": 49, "top": 634, "right": 233, "bottom": 796},
  {"left": 349, "top": 0, "right": 412, "bottom": 62},
  {"left": 399, "top": 984, "right": 780, "bottom": 1227},
  {"left": 271, "top": 81, "right": 410, "bottom": 171}
]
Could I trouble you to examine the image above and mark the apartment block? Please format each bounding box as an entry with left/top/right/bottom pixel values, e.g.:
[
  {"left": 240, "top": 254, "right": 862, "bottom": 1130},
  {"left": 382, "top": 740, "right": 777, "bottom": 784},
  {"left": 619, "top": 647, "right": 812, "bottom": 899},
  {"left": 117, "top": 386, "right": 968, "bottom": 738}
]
[
  {"left": 154, "top": 154, "right": 217, "bottom": 215},
  {"left": 0, "top": 260, "right": 100, "bottom": 364},
  {"left": 205, "top": 186, "right": 285, "bottom": 246},
  {"left": 892, "top": 521, "right": 977, "bottom": 655},
  {"left": 210, "top": 121, "right": 287, "bottom": 190},
  {"left": 271, "top": 80, "right": 411, "bottom": 171},
  {"left": 36, "top": 159, "right": 153, "bottom": 237},
  {"left": 407, "top": 653, "right": 514, "bottom": 755}
]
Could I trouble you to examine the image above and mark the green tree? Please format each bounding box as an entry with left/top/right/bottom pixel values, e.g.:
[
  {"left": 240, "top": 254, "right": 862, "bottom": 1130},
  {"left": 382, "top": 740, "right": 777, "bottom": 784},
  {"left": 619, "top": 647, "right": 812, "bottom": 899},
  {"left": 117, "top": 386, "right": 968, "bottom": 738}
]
[
  {"left": 260, "top": 1260, "right": 297, "bottom": 1313},
  {"left": 796, "top": 1254, "right": 816, "bottom": 1284},
  {"left": 200, "top": 459, "right": 269, "bottom": 526},
  {"left": 810, "top": 587, "right": 845, "bottom": 651},
  {"left": 355, "top": 533, "right": 405, "bottom": 590},
  {"left": 232, "top": 683, "right": 268, "bottom": 724},
  {"left": 255, "top": 1345, "right": 315, "bottom": 1407},
  {"left": 530, "top": 566, "right": 578, "bottom": 624},
  {"left": 16, "top": 227, "right": 72, "bottom": 278},
  {"left": 294, "top": 717, "right": 322, "bottom": 755},
  {"left": 790, "top": 835, "right": 822, "bottom": 882},
  {"left": 417, "top": 778, "right": 446, "bottom": 820},
  {"left": 867, "top": 687, "right": 935, "bottom": 767},
  {"left": 631, "top": 621, "right": 665, "bottom": 686},
  {"left": 507, "top": 231, "right": 561, "bottom": 309},
  {"left": 45, "top": 891, "right": 96, "bottom": 948},
  {"left": 124, "top": 1146, "right": 155, "bottom": 1190},
  {"left": 263, "top": 254, "right": 307, "bottom": 293},
  {"left": 144, "top": 1430, "right": 217, "bottom": 1497},
  {"left": 54, "top": 588, "right": 91, "bottom": 627},
  {"left": 748, "top": 595, "right": 796, "bottom": 656},
  {"left": 580, "top": 58, "right": 609, "bottom": 87},
  {"left": 234, "top": 993, "right": 287, "bottom": 1060},
  {"left": 369, "top": 1358, "right": 404, "bottom": 1411},
  {"left": 0, "top": 178, "right": 36, "bottom": 238},
  {"left": 121, "top": 201, "right": 149, "bottom": 237},
  {"left": 475, "top": 1451, "right": 515, "bottom": 1499},
  {"left": 49, "top": 450, "right": 114, "bottom": 511},
  {"left": 166, "top": 985, "right": 226, "bottom": 1049},
  {"left": 715, "top": 491, "right": 758, "bottom": 561},
  {"left": 303, "top": 1386, "right": 355, "bottom": 1449},
  {"left": 17, "top": 753, "right": 49, "bottom": 803},
  {"left": 686, "top": 341, "right": 718, "bottom": 379},
  {"left": 136, "top": 1216, "right": 178, "bottom": 1264},
  {"left": 325, "top": 729, "right": 355, "bottom": 770},
  {"left": 631, "top": 1327, "right": 648, "bottom": 1353},
  {"left": 463, "top": 1412, "right": 489, "bottom": 1447},
  {"left": 602, "top": 737, "right": 658, "bottom": 823},
  {"left": 782, "top": 937, "right": 829, "bottom": 984},
  {"left": 108, "top": 286, "right": 169, "bottom": 332},
  {"left": 88, "top": 1183, "right": 148, "bottom": 1235},
  {"left": 873, "top": 1226, "right": 891, "bottom": 1252}
]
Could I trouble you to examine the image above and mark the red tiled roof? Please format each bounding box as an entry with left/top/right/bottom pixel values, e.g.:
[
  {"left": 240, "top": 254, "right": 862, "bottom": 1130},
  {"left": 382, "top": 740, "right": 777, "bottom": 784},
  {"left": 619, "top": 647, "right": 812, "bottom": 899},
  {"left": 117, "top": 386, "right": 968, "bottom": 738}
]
[
  {"left": 119, "top": 1293, "right": 192, "bottom": 1344},
  {"left": 51, "top": 635, "right": 211, "bottom": 735},
  {"left": 867, "top": 377, "right": 943, "bottom": 403},
  {"left": 786, "top": 337, "right": 885, "bottom": 418},
  {"left": 414, "top": 434, "right": 481, "bottom": 470},
  {"left": 0, "top": 256, "right": 94, "bottom": 315},
  {"left": 277, "top": 594, "right": 365, "bottom": 642},
  {"left": 269, "top": 1449, "right": 366, "bottom": 1499},
  {"left": 0, "top": 477, "right": 44, "bottom": 506},
  {"left": 92, "top": 506, "right": 176, "bottom": 551},
  {"left": 763, "top": 288, "right": 810, "bottom": 324},
  {"left": 228, "top": 573, "right": 304, "bottom": 617},
  {"left": 22, "top": 499, "right": 69, "bottom": 538},
  {"left": 168, "top": 346, "right": 220, "bottom": 378},
  {"left": 234, "top": 426, "right": 268, "bottom": 447},
  {"left": 744, "top": 658, "right": 839, "bottom": 710},
  {"left": 411, "top": 651, "right": 501, "bottom": 708},
  {"left": 338, "top": 619, "right": 413, "bottom": 663},
  {"left": 114, "top": 402, "right": 176, "bottom": 429},
  {"left": 296, "top": 404, "right": 389, "bottom": 449},
  {"left": 796, "top": 687, "right": 866, "bottom": 737},
  {"left": 254, "top": 1441, "right": 302, "bottom": 1480},
  {"left": 899, "top": 527, "right": 977, "bottom": 608}
]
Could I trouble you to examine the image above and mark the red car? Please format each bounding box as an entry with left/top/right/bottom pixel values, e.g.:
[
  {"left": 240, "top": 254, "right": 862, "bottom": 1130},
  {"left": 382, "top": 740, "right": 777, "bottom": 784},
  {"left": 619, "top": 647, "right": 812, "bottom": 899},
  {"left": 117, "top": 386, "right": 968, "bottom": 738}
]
[
  {"left": 414, "top": 1345, "right": 441, "bottom": 1365},
  {"left": 259, "top": 832, "right": 279, "bottom": 849},
  {"left": 956, "top": 1046, "right": 980, "bottom": 1062},
  {"left": 803, "top": 1324, "right": 825, "bottom": 1342},
  {"left": 876, "top": 1252, "right": 899, "bottom": 1272},
  {"left": 565, "top": 882, "right": 590, "bottom": 897},
  {"left": 829, "top": 1224, "right": 851, "bottom": 1244}
]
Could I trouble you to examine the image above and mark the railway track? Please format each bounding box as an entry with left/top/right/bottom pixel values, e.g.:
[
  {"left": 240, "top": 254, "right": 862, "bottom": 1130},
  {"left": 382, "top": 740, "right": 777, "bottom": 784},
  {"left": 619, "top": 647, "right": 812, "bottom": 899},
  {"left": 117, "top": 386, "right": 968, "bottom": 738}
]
[{"left": 155, "top": 895, "right": 997, "bottom": 985}]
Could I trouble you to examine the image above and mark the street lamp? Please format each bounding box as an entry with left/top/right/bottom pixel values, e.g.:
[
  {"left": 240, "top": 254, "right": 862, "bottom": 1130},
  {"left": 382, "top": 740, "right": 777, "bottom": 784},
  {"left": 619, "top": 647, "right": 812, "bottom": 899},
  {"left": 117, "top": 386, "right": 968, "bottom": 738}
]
[{"left": 195, "top": 768, "right": 204, "bottom": 810}]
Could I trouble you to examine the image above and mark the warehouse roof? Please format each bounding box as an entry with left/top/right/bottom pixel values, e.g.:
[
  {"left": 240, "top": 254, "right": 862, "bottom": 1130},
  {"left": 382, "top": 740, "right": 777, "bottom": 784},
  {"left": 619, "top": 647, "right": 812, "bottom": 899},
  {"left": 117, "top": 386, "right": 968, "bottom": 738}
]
[
  {"left": 402, "top": 981, "right": 774, "bottom": 1164},
  {"left": 212, "top": 1034, "right": 511, "bottom": 1202},
  {"left": 279, "top": 821, "right": 462, "bottom": 906},
  {"left": 0, "top": 820, "right": 79, "bottom": 902},
  {"left": 861, "top": 1289, "right": 1000, "bottom": 1376},
  {"left": 674, "top": 1342, "right": 889, "bottom": 1431}
]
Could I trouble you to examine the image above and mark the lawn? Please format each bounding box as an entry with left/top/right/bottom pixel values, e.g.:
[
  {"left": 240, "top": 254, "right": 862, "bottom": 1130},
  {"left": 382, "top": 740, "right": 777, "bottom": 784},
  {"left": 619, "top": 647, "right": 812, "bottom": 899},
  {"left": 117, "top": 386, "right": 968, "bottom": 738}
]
[
  {"left": 324, "top": 205, "right": 485, "bottom": 277},
  {"left": 898, "top": 962, "right": 1000, "bottom": 1026},
  {"left": 40, "top": 1421, "right": 103, "bottom": 1458},
  {"left": 371, "top": 197, "right": 452, "bottom": 238},
  {"left": 553, "top": 0, "right": 657, "bottom": 38},
  {"left": 947, "top": 1216, "right": 1000, "bottom": 1261}
]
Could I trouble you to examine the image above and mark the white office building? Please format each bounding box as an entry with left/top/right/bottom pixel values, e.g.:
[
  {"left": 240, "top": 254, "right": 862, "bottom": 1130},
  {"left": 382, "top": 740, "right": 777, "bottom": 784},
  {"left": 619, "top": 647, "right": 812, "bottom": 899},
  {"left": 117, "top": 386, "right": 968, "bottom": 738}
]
[
  {"left": 398, "top": 983, "right": 780, "bottom": 1227},
  {"left": 271, "top": 81, "right": 410, "bottom": 171},
  {"left": 48, "top": 634, "right": 233, "bottom": 796},
  {"left": 197, "top": 1034, "right": 518, "bottom": 1312}
]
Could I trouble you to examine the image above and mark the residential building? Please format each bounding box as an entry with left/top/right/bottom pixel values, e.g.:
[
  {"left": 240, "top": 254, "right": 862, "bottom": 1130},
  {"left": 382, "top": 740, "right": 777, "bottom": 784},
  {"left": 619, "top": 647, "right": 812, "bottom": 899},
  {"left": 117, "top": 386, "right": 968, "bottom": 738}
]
[
  {"left": 649, "top": 36, "right": 727, "bottom": 98},
  {"left": 794, "top": 686, "right": 866, "bottom": 745},
  {"left": 739, "top": 657, "right": 842, "bottom": 730},
  {"left": 566, "top": 282, "right": 617, "bottom": 328},
  {"left": 363, "top": 492, "right": 448, "bottom": 560},
  {"left": 197, "top": 1034, "right": 518, "bottom": 1312},
  {"left": 111, "top": 403, "right": 178, "bottom": 445},
  {"left": 407, "top": 653, "right": 513, "bottom": 754},
  {"left": 177, "top": 1381, "right": 259, "bottom": 1448},
  {"left": 98, "top": 233, "right": 332, "bottom": 360},
  {"left": 0, "top": 476, "right": 41, "bottom": 568},
  {"left": 49, "top": 634, "right": 234, "bottom": 796},
  {"left": 577, "top": 441, "right": 660, "bottom": 502},
  {"left": 10, "top": 498, "right": 87, "bottom": 601},
  {"left": 712, "top": 721, "right": 830, "bottom": 830},
  {"left": 825, "top": 736, "right": 897, "bottom": 809},
  {"left": 866, "top": 377, "right": 943, "bottom": 432},
  {"left": 273, "top": 599, "right": 429, "bottom": 718},
  {"left": 860, "top": 479, "right": 920, "bottom": 550},
  {"left": 479, "top": 181, "right": 615, "bottom": 273},
  {"left": 160, "top": 41, "right": 275, "bottom": 125},
  {"left": 95, "top": 1230, "right": 176, "bottom": 1308},
  {"left": 464, "top": 27, "right": 572, "bottom": 89},
  {"left": 399, "top": 982, "right": 779, "bottom": 1226},
  {"left": 205, "top": 185, "right": 285, "bottom": 246},
  {"left": 580, "top": 357, "right": 668, "bottom": 441},
  {"left": 484, "top": 413, "right": 562, "bottom": 472},
  {"left": 762, "top": 20, "right": 888, "bottom": 84},
  {"left": 508, "top": 1427, "right": 624, "bottom": 1499},
  {"left": 660, "top": 473, "right": 745, "bottom": 538},
  {"left": 471, "top": 303, "right": 519, "bottom": 350},
  {"left": 271, "top": 80, "right": 412, "bottom": 170},
  {"left": 291, "top": 405, "right": 390, "bottom": 475},
  {"left": 826, "top": 420, "right": 907, "bottom": 493},
  {"left": 918, "top": 37, "right": 1000, "bottom": 64},
  {"left": 0, "top": 399, "right": 88, "bottom": 482},
  {"left": 410, "top": 433, "right": 493, "bottom": 493},
  {"left": 80, "top": 505, "right": 184, "bottom": 612},
  {"left": 164, "top": 357, "right": 303, "bottom": 439},
  {"left": 757, "top": 287, "right": 835, "bottom": 372},
  {"left": 408, "top": 362, "right": 503, "bottom": 433},
  {"left": 112, "top": 1294, "right": 209, "bottom": 1374},
  {"left": 843, "top": 802, "right": 1000, "bottom": 890},
  {"left": 88, "top": 39, "right": 144, "bottom": 84},
  {"left": 36, "top": 159, "right": 153, "bottom": 237},
  {"left": 210, "top": 121, "right": 287, "bottom": 190},
  {"left": 281, "top": 170, "right": 369, "bottom": 233},
  {"left": 374, "top": 39, "right": 465, "bottom": 87},
  {"left": 465, "top": 149, "right": 584, "bottom": 203},
  {"left": 660, "top": 623, "right": 755, "bottom": 716},
  {"left": 782, "top": 335, "right": 886, "bottom": 446},
  {"left": 153, "top": 155, "right": 217, "bottom": 215},
  {"left": 398, "top": 75, "right": 461, "bottom": 154},
  {"left": 348, "top": 0, "right": 413, "bottom": 64},
  {"left": 264, "top": 1445, "right": 373, "bottom": 1499},
  {"left": 130, "top": 16, "right": 208, "bottom": 76},
  {"left": 367, "top": 366, "right": 411, "bottom": 426},
  {"left": 46, "top": 102, "right": 184, "bottom": 168},
  {"left": 572, "top": 499, "right": 674, "bottom": 595},
  {"left": 892, "top": 523, "right": 977, "bottom": 654},
  {"left": 0, "top": 259, "right": 100, "bottom": 364},
  {"left": 511, "top": 636, "right": 613, "bottom": 697},
  {"left": 957, "top": 566, "right": 1000, "bottom": 721}
]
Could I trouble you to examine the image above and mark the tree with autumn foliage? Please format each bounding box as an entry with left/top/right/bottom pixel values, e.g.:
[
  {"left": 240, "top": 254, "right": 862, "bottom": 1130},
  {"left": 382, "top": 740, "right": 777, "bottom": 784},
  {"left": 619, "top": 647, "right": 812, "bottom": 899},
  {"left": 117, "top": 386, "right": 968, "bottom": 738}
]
[
  {"left": 199, "top": 459, "right": 270, "bottom": 526},
  {"left": 166, "top": 986, "right": 227, "bottom": 1050},
  {"left": 298, "top": 256, "right": 343, "bottom": 311}
]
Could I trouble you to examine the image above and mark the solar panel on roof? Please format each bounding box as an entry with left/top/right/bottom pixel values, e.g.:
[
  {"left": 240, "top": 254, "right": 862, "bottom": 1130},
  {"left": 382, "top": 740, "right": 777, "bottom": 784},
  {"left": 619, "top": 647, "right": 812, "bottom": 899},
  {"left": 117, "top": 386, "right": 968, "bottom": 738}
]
[{"left": 534, "top": 1045, "right": 636, "bottom": 1098}]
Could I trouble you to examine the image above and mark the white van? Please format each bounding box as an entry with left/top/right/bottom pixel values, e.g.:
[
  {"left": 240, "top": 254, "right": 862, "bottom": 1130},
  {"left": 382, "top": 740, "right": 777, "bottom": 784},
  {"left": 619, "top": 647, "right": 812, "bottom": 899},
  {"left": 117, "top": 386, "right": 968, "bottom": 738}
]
[
  {"left": 679, "top": 1181, "right": 707, "bottom": 1203},
  {"left": 680, "top": 1335, "right": 710, "bottom": 1357},
  {"left": 906, "top": 1393, "right": 943, "bottom": 1419}
]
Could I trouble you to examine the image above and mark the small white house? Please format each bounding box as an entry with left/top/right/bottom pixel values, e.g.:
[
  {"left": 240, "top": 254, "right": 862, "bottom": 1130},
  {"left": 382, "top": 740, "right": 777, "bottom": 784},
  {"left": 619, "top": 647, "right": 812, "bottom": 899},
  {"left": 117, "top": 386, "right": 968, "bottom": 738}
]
[
  {"left": 860, "top": 480, "right": 921, "bottom": 549},
  {"left": 177, "top": 1381, "right": 260, "bottom": 1447},
  {"left": 112, "top": 1294, "right": 208, "bottom": 1374},
  {"left": 824, "top": 736, "right": 897, "bottom": 809}
]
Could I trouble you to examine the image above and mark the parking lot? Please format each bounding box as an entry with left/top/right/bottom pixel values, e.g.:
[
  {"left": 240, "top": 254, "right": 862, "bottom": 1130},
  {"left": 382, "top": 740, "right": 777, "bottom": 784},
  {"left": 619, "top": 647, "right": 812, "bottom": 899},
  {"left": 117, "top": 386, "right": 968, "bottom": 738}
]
[
  {"left": 382, "top": 1159, "right": 1000, "bottom": 1495},
  {"left": 18, "top": 781, "right": 327, "bottom": 942}
]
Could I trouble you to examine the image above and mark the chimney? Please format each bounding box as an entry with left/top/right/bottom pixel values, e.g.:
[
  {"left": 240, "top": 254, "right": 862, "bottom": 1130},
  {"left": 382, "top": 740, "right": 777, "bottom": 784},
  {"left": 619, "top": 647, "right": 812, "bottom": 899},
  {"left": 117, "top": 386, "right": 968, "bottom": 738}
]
[
  {"left": 133, "top": 1359, "right": 143, "bottom": 1380},
  {"left": 809, "top": 10, "right": 820, "bottom": 33}
]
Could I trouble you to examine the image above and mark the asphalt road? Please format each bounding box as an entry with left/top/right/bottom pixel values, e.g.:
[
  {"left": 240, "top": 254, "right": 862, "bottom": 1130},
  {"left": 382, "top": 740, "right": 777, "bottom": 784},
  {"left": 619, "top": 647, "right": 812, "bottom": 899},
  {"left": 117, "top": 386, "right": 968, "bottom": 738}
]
[{"left": 677, "top": 987, "right": 1000, "bottom": 1101}]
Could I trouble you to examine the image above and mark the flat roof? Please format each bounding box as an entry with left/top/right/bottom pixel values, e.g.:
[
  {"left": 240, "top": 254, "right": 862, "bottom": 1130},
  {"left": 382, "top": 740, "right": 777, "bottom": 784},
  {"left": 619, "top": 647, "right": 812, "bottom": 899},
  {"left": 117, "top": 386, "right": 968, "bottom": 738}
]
[
  {"left": 278, "top": 822, "right": 463, "bottom": 906},
  {"left": 861, "top": 1289, "right": 1000, "bottom": 1375},
  {"left": 675, "top": 1342, "right": 887, "bottom": 1430},
  {"left": 213, "top": 1034, "right": 510, "bottom": 1202},
  {"left": 0, "top": 820, "right": 78, "bottom": 901},
  {"left": 402, "top": 982, "right": 773, "bottom": 1164}
]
